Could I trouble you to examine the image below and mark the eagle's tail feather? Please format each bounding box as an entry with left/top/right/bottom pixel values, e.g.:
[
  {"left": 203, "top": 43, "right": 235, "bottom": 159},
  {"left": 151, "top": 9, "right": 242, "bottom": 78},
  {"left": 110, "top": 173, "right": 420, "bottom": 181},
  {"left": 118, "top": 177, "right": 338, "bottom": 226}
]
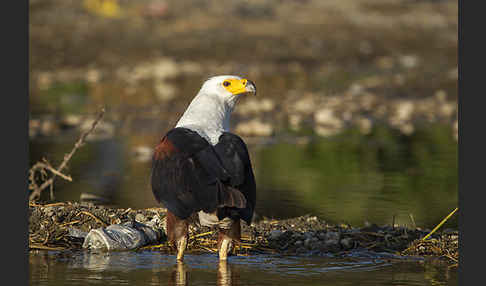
[{"left": 217, "top": 183, "right": 247, "bottom": 209}]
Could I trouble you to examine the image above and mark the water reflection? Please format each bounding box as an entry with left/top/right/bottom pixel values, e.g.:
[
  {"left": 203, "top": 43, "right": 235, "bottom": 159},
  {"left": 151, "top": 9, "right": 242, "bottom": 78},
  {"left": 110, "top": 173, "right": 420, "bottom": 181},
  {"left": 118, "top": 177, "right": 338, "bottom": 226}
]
[
  {"left": 80, "top": 251, "right": 112, "bottom": 271},
  {"left": 167, "top": 261, "right": 238, "bottom": 286},
  {"left": 217, "top": 261, "right": 238, "bottom": 286},
  {"left": 255, "top": 124, "right": 458, "bottom": 228},
  {"left": 169, "top": 262, "right": 188, "bottom": 286},
  {"left": 29, "top": 251, "right": 457, "bottom": 286},
  {"left": 78, "top": 138, "right": 124, "bottom": 204}
]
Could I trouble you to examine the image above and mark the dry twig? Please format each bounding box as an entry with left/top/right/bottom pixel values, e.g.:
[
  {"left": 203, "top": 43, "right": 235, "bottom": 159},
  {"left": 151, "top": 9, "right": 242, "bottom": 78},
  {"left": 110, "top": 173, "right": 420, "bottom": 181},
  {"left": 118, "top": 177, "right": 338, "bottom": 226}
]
[
  {"left": 29, "top": 243, "right": 67, "bottom": 251},
  {"left": 28, "top": 108, "right": 106, "bottom": 201}
]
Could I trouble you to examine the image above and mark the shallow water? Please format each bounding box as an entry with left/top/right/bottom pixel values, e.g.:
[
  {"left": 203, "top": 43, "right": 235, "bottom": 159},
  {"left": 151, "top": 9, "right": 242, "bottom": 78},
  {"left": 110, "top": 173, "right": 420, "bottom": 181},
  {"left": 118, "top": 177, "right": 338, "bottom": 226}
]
[{"left": 29, "top": 250, "right": 457, "bottom": 286}]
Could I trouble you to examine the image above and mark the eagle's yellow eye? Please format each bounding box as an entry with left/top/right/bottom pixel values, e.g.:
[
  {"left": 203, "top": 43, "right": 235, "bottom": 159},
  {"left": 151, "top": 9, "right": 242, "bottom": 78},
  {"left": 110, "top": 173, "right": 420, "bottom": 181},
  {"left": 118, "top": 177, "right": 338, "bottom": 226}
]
[{"left": 223, "top": 81, "right": 231, "bottom": 87}]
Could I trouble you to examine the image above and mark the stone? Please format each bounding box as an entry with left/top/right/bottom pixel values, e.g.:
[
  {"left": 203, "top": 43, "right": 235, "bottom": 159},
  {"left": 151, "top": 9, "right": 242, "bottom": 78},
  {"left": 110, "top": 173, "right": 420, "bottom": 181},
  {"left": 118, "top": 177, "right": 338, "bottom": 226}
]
[
  {"left": 234, "top": 119, "right": 273, "bottom": 137},
  {"left": 260, "top": 99, "right": 275, "bottom": 112},
  {"left": 237, "top": 98, "right": 275, "bottom": 116},
  {"left": 439, "top": 103, "right": 456, "bottom": 118},
  {"left": 314, "top": 108, "right": 344, "bottom": 136},
  {"left": 348, "top": 83, "right": 364, "bottom": 96},
  {"left": 303, "top": 232, "right": 314, "bottom": 240},
  {"left": 292, "top": 233, "right": 303, "bottom": 240},
  {"left": 85, "top": 69, "right": 101, "bottom": 83},
  {"left": 314, "top": 108, "right": 342, "bottom": 126},
  {"left": 36, "top": 72, "right": 53, "bottom": 90},
  {"left": 304, "top": 238, "right": 311, "bottom": 248},
  {"left": 288, "top": 114, "right": 303, "bottom": 130},
  {"left": 393, "top": 101, "right": 415, "bottom": 123},
  {"left": 354, "top": 117, "right": 372, "bottom": 135},
  {"left": 236, "top": 98, "right": 261, "bottom": 116},
  {"left": 269, "top": 230, "right": 284, "bottom": 241},
  {"left": 152, "top": 58, "right": 179, "bottom": 80},
  {"left": 133, "top": 146, "right": 154, "bottom": 162},
  {"left": 399, "top": 55, "right": 419, "bottom": 69},
  {"left": 29, "top": 119, "right": 41, "bottom": 138},
  {"left": 60, "top": 114, "right": 83, "bottom": 128},
  {"left": 154, "top": 80, "right": 177, "bottom": 101},
  {"left": 40, "top": 119, "right": 57, "bottom": 136},
  {"left": 293, "top": 95, "right": 316, "bottom": 114},
  {"left": 323, "top": 239, "right": 341, "bottom": 252},
  {"left": 398, "top": 123, "right": 414, "bottom": 135},
  {"left": 340, "top": 237, "right": 354, "bottom": 250},
  {"left": 324, "top": 231, "right": 340, "bottom": 241},
  {"left": 295, "top": 246, "right": 307, "bottom": 254}
]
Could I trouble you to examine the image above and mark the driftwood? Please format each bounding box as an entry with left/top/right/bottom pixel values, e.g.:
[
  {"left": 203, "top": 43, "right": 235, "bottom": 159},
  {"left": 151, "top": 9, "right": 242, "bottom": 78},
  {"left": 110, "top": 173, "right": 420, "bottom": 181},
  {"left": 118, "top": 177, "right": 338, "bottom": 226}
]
[{"left": 28, "top": 108, "right": 106, "bottom": 201}]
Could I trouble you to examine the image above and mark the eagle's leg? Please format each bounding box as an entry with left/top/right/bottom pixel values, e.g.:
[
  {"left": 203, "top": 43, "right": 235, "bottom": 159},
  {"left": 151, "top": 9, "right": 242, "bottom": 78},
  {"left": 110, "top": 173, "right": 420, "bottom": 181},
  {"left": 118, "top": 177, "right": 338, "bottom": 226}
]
[
  {"left": 217, "top": 219, "right": 241, "bottom": 260},
  {"left": 166, "top": 211, "right": 189, "bottom": 261}
]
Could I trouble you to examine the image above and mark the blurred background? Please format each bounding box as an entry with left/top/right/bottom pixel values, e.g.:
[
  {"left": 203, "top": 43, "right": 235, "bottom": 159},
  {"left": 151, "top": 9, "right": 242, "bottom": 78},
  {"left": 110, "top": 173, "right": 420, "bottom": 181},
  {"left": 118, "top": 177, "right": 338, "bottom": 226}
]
[{"left": 29, "top": 0, "right": 457, "bottom": 229}]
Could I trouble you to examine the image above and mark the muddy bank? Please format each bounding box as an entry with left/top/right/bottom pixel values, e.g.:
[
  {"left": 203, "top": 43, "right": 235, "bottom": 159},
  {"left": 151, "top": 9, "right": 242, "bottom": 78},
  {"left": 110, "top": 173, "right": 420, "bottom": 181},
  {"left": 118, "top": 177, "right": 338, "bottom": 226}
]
[{"left": 28, "top": 202, "right": 458, "bottom": 264}]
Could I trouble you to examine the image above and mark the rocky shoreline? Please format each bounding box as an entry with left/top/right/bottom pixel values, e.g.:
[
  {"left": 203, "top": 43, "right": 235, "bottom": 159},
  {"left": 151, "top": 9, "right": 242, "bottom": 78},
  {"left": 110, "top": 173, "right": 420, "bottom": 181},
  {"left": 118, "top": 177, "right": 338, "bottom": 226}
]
[
  {"left": 29, "top": 52, "right": 458, "bottom": 141},
  {"left": 28, "top": 201, "right": 458, "bottom": 265},
  {"left": 28, "top": 72, "right": 458, "bottom": 142},
  {"left": 29, "top": 0, "right": 457, "bottom": 144}
]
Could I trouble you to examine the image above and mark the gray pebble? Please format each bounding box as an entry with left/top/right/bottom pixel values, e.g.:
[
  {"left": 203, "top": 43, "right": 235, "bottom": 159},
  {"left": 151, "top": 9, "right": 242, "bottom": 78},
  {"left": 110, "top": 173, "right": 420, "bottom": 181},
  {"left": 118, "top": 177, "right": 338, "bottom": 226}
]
[
  {"left": 296, "top": 246, "right": 307, "bottom": 253},
  {"left": 324, "top": 231, "right": 340, "bottom": 241},
  {"left": 323, "top": 238, "right": 341, "bottom": 252},
  {"left": 317, "top": 232, "right": 327, "bottom": 240},
  {"left": 304, "top": 238, "right": 312, "bottom": 248},
  {"left": 292, "top": 233, "right": 303, "bottom": 240},
  {"left": 303, "top": 231, "right": 314, "bottom": 240},
  {"left": 269, "top": 230, "right": 283, "bottom": 241},
  {"left": 340, "top": 237, "right": 354, "bottom": 249}
]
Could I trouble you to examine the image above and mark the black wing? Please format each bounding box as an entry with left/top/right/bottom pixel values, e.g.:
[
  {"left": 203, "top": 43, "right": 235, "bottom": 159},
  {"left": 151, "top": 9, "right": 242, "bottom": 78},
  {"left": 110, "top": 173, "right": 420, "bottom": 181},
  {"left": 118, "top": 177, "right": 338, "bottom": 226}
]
[
  {"left": 151, "top": 128, "right": 254, "bottom": 222},
  {"left": 214, "top": 132, "right": 256, "bottom": 225}
]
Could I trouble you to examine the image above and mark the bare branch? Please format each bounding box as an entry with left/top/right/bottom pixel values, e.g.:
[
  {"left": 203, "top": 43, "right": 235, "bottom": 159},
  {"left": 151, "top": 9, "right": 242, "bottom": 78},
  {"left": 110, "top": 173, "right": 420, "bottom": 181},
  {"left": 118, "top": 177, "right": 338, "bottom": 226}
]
[{"left": 29, "top": 107, "right": 106, "bottom": 202}]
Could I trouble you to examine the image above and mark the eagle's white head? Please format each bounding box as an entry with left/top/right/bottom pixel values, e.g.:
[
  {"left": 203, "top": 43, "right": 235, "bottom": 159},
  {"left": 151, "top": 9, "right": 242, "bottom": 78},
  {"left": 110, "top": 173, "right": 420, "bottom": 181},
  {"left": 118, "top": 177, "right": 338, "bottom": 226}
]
[{"left": 175, "top": 75, "right": 257, "bottom": 145}]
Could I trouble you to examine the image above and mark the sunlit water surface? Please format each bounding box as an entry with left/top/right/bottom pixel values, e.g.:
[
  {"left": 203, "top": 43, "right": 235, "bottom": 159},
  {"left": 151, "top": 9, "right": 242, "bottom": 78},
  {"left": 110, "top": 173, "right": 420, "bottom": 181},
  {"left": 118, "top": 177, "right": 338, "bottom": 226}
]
[{"left": 30, "top": 250, "right": 457, "bottom": 286}]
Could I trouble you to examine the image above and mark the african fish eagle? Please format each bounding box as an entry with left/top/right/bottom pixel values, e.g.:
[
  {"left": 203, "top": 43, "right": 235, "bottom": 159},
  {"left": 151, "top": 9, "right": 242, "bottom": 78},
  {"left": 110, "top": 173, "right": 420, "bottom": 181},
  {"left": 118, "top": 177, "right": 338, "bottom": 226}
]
[{"left": 151, "top": 75, "right": 257, "bottom": 261}]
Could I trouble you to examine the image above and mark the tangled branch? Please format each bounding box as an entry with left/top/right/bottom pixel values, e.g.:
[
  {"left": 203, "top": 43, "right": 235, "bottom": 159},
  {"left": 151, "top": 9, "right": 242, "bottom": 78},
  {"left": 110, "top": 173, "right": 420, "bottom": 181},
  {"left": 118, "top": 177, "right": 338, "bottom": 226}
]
[{"left": 28, "top": 108, "right": 106, "bottom": 202}]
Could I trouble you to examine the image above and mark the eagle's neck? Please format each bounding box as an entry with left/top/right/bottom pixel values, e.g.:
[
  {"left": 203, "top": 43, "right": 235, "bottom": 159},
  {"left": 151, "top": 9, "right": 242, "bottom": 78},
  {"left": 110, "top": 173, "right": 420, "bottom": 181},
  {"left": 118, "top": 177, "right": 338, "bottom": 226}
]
[{"left": 175, "top": 92, "right": 233, "bottom": 145}]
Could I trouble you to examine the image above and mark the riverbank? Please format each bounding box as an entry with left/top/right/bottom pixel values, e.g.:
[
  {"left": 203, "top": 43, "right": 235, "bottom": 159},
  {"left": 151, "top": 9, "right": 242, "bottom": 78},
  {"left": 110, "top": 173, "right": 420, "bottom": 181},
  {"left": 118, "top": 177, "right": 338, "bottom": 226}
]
[
  {"left": 28, "top": 201, "right": 458, "bottom": 265},
  {"left": 29, "top": 0, "right": 458, "bottom": 143}
]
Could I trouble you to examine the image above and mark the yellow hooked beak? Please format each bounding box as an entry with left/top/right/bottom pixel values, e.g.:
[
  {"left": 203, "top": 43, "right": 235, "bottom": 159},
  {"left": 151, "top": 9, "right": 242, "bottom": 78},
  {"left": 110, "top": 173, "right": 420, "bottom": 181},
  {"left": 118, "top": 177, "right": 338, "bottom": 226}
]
[{"left": 222, "top": 78, "right": 257, "bottom": 96}]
